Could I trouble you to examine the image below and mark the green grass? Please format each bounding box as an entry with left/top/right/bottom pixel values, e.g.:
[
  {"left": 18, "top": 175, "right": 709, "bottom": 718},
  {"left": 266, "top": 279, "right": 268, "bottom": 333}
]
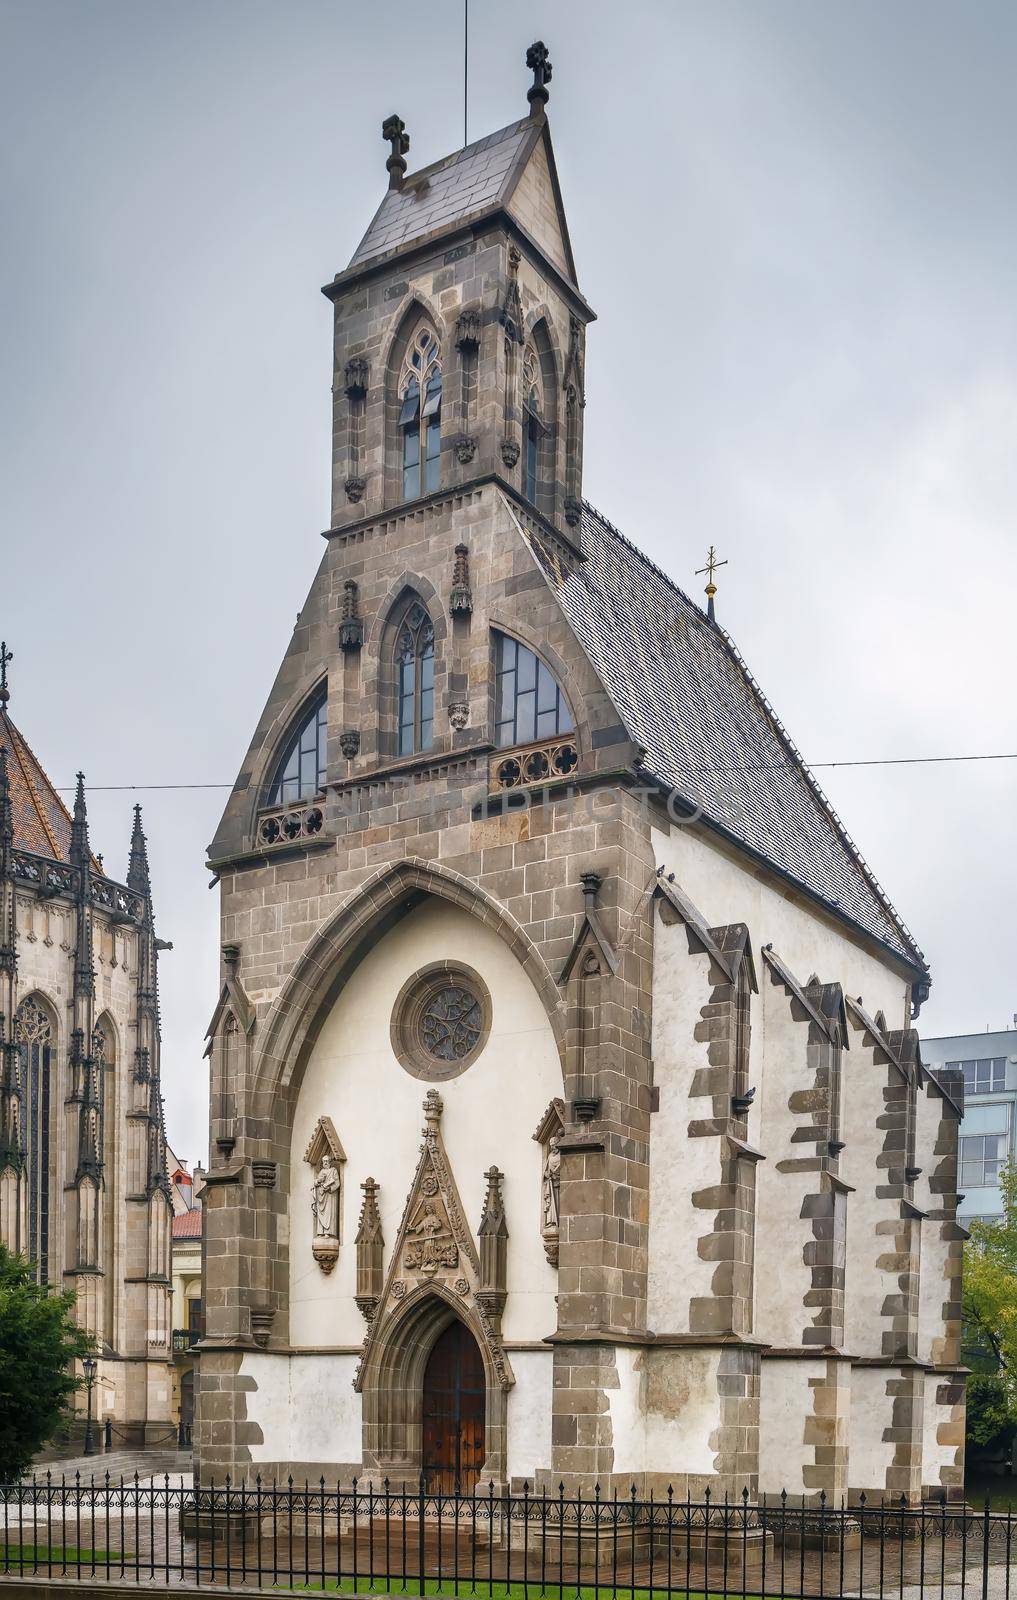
[{"left": 0, "top": 1545, "right": 113, "bottom": 1566}]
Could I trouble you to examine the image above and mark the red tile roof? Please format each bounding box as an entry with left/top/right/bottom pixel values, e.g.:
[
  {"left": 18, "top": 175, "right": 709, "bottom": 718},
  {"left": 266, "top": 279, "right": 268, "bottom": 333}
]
[
  {"left": 172, "top": 1209, "right": 202, "bottom": 1240},
  {"left": 1, "top": 710, "right": 77, "bottom": 861}
]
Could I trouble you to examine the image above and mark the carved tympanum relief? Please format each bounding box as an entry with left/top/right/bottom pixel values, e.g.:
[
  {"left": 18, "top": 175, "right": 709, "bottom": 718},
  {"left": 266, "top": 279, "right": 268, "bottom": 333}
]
[
  {"left": 354, "top": 1090, "right": 514, "bottom": 1394},
  {"left": 304, "top": 1115, "right": 347, "bottom": 1275}
]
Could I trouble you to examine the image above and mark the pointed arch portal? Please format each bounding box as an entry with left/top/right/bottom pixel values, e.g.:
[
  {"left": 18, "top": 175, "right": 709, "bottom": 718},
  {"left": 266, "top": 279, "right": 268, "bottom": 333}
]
[{"left": 422, "top": 1321, "right": 486, "bottom": 1493}]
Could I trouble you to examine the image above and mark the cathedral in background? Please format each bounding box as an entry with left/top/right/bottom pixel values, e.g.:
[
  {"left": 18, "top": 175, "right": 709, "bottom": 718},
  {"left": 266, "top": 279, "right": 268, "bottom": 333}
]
[{"left": 0, "top": 648, "right": 173, "bottom": 1444}]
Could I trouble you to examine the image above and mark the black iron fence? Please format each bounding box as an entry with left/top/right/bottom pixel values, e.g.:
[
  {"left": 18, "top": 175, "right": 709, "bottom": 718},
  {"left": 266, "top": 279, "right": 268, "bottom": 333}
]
[{"left": 0, "top": 1475, "right": 1013, "bottom": 1598}]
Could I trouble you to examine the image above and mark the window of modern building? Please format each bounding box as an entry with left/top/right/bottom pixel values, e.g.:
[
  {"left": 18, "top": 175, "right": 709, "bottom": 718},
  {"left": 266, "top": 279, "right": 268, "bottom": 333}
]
[
  {"left": 265, "top": 692, "right": 327, "bottom": 806},
  {"left": 958, "top": 1101, "right": 1012, "bottom": 1188},
  {"left": 948, "top": 1056, "right": 1008, "bottom": 1094},
  {"left": 494, "top": 630, "right": 573, "bottom": 748}
]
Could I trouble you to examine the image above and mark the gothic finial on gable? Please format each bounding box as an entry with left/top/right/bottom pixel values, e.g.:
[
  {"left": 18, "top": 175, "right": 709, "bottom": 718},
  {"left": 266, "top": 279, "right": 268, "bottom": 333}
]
[
  {"left": 526, "top": 41, "right": 552, "bottom": 116},
  {"left": 69, "top": 772, "right": 90, "bottom": 870},
  {"left": 0, "top": 641, "right": 12, "bottom": 709},
  {"left": 127, "top": 804, "right": 152, "bottom": 898},
  {"left": 382, "top": 114, "right": 410, "bottom": 191}
]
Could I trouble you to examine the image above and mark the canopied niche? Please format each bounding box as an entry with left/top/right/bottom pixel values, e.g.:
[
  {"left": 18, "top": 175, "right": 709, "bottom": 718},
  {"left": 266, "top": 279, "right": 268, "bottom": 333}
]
[{"left": 304, "top": 1115, "right": 347, "bottom": 1274}]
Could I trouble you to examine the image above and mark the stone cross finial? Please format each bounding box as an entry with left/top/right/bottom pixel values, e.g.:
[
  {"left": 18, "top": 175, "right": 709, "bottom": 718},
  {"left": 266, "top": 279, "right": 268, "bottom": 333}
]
[
  {"left": 382, "top": 114, "right": 410, "bottom": 190},
  {"left": 526, "top": 41, "right": 552, "bottom": 114},
  {"left": 0, "top": 642, "right": 11, "bottom": 708}
]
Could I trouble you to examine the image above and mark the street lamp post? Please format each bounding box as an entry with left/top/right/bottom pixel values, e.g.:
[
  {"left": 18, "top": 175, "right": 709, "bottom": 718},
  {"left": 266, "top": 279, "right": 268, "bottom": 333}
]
[{"left": 82, "top": 1357, "right": 98, "bottom": 1457}]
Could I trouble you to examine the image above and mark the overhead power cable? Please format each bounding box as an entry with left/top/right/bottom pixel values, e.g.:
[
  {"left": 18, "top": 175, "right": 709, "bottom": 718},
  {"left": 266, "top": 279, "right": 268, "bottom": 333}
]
[{"left": 47, "top": 749, "right": 1017, "bottom": 793}]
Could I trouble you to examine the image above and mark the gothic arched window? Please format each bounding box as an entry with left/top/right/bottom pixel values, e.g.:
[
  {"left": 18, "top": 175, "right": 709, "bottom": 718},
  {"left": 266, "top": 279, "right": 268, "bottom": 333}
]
[
  {"left": 494, "top": 631, "right": 573, "bottom": 748},
  {"left": 522, "top": 345, "right": 543, "bottom": 504},
  {"left": 265, "top": 689, "right": 327, "bottom": 806},
  {"left": 399, "top": 327, "right": 442, "bottom": 500},
  {"left": 396, "top": 602, "right": 435, "bottom": 756},
  {"left": 15, "top": 996, "right": 53, "bottom": 1283}
]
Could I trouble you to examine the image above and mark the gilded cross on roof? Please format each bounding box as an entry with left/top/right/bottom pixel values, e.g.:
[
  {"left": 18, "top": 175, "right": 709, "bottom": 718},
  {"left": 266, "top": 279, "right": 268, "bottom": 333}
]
[
  {"left": 0, "top": 642, "right": 11, "bottom": 707},
  {"left": 695, "top": 547, "right": 728, "bottom": 623}
]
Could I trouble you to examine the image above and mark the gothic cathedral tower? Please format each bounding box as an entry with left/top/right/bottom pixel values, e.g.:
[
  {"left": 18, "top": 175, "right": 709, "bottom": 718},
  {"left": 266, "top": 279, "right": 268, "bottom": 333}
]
[{"left": 201, "top": 47, "right": 963, "bottom": 1504}]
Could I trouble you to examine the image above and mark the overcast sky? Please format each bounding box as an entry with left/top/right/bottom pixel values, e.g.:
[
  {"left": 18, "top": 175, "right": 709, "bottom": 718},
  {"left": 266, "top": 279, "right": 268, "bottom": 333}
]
[{"left": 3, "top": 1, "right": 1016, "bottom": 1162}]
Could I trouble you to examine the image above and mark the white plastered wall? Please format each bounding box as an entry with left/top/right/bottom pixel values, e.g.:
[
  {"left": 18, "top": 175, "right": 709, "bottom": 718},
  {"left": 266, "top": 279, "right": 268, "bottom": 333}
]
[
  {"left": 849, "top": 1367, "right": 896, "bottom": 1492},
  {"left": 289, "top": 898, "right": 563, "bottom": 1349},
  {"left": 607, "top": 1347, "right": 721, "bottom": 1480},
  {"left": 239, "top": 1353, "right": 362, "bottom": 1466},
  {"left": 754, "top": 981, "right": 815, "bottom": 1349},
  {"left": 506, "top": 1351, "right": 554, "bottom": 1483},
  {"left": 758, "top": 1360, "right": 827, "bottom": 1496}
]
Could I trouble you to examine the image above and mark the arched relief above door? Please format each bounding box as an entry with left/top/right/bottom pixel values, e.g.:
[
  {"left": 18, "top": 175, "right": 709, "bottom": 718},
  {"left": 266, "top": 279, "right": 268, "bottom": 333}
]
[{"left": 254, "top": 857, "right": 566, "bottom": 1106}]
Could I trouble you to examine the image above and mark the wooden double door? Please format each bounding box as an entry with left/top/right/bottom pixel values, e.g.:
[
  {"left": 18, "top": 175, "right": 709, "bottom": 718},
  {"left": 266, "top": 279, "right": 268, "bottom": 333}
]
[{"left": 421, "top": 1321, "right": 486, "bottom": 1494}]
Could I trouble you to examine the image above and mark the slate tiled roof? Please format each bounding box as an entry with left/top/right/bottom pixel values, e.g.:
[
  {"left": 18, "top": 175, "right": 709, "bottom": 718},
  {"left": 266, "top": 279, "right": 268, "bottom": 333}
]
[
  {"left": 1, "top": 710, "right": 76, "bottom": 862},
  {"left": 530, "top": 502, "right": 924, "bottom": 971},
  {"left": 349, "top": 119, "right": 536, "bottom": 271}
]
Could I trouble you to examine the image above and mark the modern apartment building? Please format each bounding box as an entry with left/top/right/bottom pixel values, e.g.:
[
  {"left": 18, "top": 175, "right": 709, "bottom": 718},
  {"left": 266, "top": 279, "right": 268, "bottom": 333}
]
[{"left": 922, "top": 1028, "right": 1017, "bottom": 1223}]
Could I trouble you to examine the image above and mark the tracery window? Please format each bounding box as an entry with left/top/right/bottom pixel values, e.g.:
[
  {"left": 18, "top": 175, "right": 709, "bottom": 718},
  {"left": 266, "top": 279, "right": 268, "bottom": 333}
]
[
  {"left": 396, "top": 602, "right": 435, "bottom": 757},
  {"left": 265, "top": 690, "right": 327, "bottom": 806},
  {"left": 494, "top": 630, "right": 573, "bottom": 748},
  {"left": 399, "top": 327, "right": 442, "bottom": 500},
  {"left": 15, "top": 997, "right": 53, "bottom": 1284},
  {"left": 522, "top": 345, "right": 543, "bottom": 504}
]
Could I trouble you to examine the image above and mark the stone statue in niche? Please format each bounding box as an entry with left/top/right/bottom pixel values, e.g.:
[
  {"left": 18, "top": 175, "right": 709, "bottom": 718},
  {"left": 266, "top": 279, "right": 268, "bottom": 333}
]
[
  {"left": 311, "top": 1154, "right": 341, "bottom": 1240},
  {"left": 303, "top": 1115, "right": 346, "bottom": 1274},
  {"left": 533, "top": 1098, "right": 565, "bottom": 1268},
  {"left": 541, "top": 1136, "right": 561, "bottom": 1235}
]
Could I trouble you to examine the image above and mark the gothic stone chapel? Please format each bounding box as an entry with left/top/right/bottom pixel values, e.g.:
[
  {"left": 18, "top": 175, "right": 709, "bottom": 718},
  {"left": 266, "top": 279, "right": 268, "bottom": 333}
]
[{"left": 200, "top": 46, "right": 965, "bottom": 1503}]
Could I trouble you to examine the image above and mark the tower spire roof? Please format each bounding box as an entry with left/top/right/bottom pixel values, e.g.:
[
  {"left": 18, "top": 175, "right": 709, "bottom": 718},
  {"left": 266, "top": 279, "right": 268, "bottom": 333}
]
[
  {"left": 338, "top": 42, "right": 581, "bottom": 292},
  {"left": 127, "top": 803, "right": 152, "bottom": 898}
]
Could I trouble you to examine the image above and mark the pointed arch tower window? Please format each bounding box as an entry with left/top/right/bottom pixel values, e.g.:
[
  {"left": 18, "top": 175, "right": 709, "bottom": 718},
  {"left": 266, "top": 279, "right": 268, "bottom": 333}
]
[
  {"left": 522, "top": 344, "right": 543, "bottom": 505},
  {"left": 399, "top": 327, "right": 442, "bottom": 500},
  {"left": 265, "top": 688, "right": 327, "bottom": 806},
  {"left": 14, "top": 996, "right": 53, "bottom": 1283},
  {"left": 396, "top": 602, "right": 435, "bottom": 757}
]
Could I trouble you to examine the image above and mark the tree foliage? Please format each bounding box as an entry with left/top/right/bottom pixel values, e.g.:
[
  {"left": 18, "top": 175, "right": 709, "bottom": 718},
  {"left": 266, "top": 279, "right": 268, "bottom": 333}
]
[
  {"left": 0, "top": 1246, "right": 93, "bottom": 1480},
  {"left": 963, "top": 1162, "right": 1017, "bottom": 1452}
]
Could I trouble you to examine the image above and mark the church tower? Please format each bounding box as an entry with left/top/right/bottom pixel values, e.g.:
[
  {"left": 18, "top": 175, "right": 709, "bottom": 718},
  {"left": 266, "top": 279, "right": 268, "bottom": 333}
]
[{"left": 202, "top": 47, "right": 963, "bottom": 1506}]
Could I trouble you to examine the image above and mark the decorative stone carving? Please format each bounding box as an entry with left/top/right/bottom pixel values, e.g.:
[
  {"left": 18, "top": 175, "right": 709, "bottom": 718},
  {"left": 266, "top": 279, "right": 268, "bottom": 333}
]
[
  {"left": 354, "top": 1090, "right": 514, "bottom": 1397},
  {"left": 448, "top": 703, "right": 469, "bottom": 732},
  {"left": 344, "top": 475, "right": 366, "bottom": 504},
  {"left": 477, "top": 1165, "right": 508, "bottom": 1331},
  {"left": 500, "top": 438, "right": 520, "bottom": 469},
  {"left": 340, "top": 729, "right": 360, "bottom": 760},
  {"left": 533, "top": 1098, "right": 565, "bottom": 1267},
  {"left": 251, "top": 1159, "right": 277, "bottom": 1189},
  {"left": 250, "top": 1306, "right": 274, "bottom": 1348},
  {"left": 339, "top": 579, "right": 364, "bottom": 652},
  {"left": 449, "top": 543, "right": 473, "bottom": 615},
  {"left": 343, "top": 358, "right": 369, "bottom": 400},
  {"left": 390, "top": 963, "right": 492, "bottom": 1082},
  {"left": 304, "top": 1115, "right": 347, "bottom": 1275},
  {"left": 564, "top": 497, "right": 582, "bottom": 528},
  {"left": 499, "top": 247, "right": 524, "bottom": 345},
  {"left": 355, "top": 1177, "right": 384, "bottom": 1323},
  {"left": 454, "top": 312, "right": 481, "bottom": 352},
  {"left": 453, "top": 434, "right": 477, "bottom": 465},
  {"left": 312, "top": 1155, "right": 341, "bottom": 1238}
]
